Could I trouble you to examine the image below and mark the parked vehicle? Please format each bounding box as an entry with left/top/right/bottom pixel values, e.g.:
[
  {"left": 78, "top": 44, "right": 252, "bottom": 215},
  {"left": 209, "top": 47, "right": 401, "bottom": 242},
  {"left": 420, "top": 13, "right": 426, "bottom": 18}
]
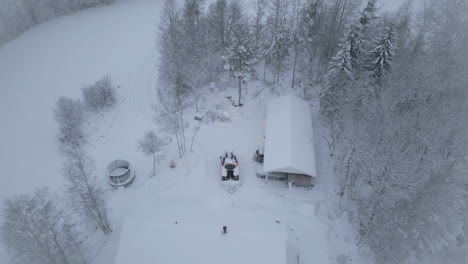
[
  {"left": 258, "top": 171, "right": 288, "bottom": 181},
  {"left": 220, "top": 152, "right": 239, "bottom": 181}
]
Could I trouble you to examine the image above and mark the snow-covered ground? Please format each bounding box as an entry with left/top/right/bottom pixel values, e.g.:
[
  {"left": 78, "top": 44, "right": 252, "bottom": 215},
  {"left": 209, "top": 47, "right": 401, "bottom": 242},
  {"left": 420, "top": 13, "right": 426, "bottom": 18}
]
[
  {"left": 0, "top": 1, "right": 359, "bottom": 263},
  {"left": 0, "top": 0, "right": 162, "bottom": 262}
]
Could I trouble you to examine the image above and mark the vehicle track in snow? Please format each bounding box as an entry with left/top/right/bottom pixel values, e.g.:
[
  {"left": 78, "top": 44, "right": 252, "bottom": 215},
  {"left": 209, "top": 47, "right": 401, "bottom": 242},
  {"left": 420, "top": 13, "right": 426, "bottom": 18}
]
[{"left": 130, "top": 48, "right": 158, "bottom": 123}]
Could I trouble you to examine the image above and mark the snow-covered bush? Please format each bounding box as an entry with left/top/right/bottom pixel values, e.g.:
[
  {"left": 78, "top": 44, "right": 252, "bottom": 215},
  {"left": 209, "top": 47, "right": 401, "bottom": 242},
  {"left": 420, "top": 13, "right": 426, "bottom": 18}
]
[{"left": 82, "top": 75, "right": 117, "bottom": 112}]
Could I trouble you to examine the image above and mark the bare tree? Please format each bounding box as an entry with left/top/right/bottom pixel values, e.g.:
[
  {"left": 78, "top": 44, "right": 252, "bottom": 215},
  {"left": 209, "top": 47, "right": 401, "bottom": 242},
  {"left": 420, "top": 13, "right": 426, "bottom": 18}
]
[
  {"left": 156, "top": 0, "right": 189, "bottom": 158},
  {"left": 54, "top": 96, "right": 86, "bottom": 147},
  {"left": 62, "top": 146, "right": 112, "bottom": 234},
  {"left": 1, "top": 187, "right": 87, "bottom": 264},
  {"left": 155, "top": 88, "right": 187, "bottom": 158},
  {"left": 137, "top": 130, "right": 166, "bottom": 177}
]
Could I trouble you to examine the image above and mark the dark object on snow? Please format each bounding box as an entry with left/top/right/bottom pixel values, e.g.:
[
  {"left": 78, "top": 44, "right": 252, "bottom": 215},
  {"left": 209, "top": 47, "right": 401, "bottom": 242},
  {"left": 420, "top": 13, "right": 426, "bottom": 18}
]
[
  {"left": 169, "top": 160, "right": 176, "bottom": 169},
  {"left": 220, "top": 152, "right": 239, "bottom": 181},
  {"left": 223, "top": 226, "right": 227, "bottom": 234},
  {"left": 254, "top": 149, "right": 264, "bottom": 163},
  {"left": 227, "top": 96, "right": 236, "bottom": 106},
  {"left": 194, "top": 116, "right": 203, "bottom": 121},
  {"left": 238, "top": 103, "right": 243, "bottom": 107}
]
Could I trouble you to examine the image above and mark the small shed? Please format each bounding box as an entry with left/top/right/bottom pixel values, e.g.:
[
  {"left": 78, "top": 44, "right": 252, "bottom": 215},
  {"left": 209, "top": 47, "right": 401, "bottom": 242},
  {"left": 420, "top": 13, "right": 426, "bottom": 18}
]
[{"left": 263, "top": 95, "right": 317, "bottom": 187}]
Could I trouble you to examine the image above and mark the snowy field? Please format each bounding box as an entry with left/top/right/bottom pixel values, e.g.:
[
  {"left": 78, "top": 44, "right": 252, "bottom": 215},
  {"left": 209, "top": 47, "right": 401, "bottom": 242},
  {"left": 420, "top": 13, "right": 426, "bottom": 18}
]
[{"left": 0, "top": 0, "right": 357, "bottom": 263}]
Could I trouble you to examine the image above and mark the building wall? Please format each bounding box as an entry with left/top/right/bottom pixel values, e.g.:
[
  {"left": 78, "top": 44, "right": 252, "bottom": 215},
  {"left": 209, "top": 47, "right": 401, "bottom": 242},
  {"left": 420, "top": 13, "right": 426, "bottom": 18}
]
[{"left": 288, "top": 173, "right": 313, "bottom": 187}]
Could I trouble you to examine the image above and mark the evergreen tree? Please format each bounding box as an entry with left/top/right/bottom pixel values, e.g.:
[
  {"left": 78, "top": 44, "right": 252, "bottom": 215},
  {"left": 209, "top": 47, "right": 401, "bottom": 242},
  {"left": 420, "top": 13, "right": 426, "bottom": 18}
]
[
  {"left": 320, "top": 41, "right": 353, "bottom": 119},
  {"left": 326, "top": 42, "right": 354, "bottom": 82},
  {"left": 366, "top": 25, "right": 397, "bottom": 83},
  {"left": 346, "top": 23, "right": 364, "bottom": 70},
  {"left": 346, "top": 0, "right": 378, "bottom": 72},
  {"left": 359, "top": 0, "right": 378, "bottom": 26}
]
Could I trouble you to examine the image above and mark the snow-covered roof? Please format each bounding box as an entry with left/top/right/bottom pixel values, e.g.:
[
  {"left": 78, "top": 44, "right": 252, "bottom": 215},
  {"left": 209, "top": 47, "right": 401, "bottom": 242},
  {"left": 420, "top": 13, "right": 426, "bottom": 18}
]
[
  {"left": 113, "top": 207, "right": 287, "bottom": 264},
  {"left": 263, "top": 95, "right": 317, "bottom": 177}
]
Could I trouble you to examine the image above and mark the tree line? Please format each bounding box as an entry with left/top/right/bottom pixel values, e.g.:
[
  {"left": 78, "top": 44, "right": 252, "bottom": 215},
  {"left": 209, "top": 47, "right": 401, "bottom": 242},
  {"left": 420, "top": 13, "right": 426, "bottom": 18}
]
[
  {"left": 321, "top": 0, "right": 468, "bottom": 263},
  {"left": 0, "top": 0, "right": 115, "bottom": 44}
]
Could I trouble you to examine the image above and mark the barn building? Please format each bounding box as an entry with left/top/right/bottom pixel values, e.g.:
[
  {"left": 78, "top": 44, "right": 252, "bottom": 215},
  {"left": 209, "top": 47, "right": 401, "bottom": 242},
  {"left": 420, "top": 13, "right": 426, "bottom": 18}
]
[{"left": 263, "top": 95, "right": 317, "bottom": 187}]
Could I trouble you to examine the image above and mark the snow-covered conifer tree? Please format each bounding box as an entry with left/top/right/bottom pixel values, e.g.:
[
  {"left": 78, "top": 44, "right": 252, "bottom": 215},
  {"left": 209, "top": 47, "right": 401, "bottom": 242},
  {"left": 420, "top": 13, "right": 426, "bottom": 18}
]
[
  {"left": 346, "top": 24, "right": 364, "bottom": 70},
  {"left": 366, "top": 24, "right": 397, "bottom": 84},
  {"left": 359, "top": 0, "right": 378, "bottom": 26},
  {"left": 320, "top": 41, "right": 353, "bottom": 119}
]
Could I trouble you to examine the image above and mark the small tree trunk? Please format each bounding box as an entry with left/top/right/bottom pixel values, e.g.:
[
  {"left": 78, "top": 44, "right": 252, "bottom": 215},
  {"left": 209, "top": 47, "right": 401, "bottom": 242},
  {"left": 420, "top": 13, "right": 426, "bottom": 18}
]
[
  {"left": 190, "top": 125, "right": 200, "bottom": 152},
  {"left": 175, "top": 133, "right": 182, "bottom": 158},
  {"left": 238, "top": 77, "right": 242, "bottom": 106},
  {"left": 276, "top": 60, "right": 281, "bottom": 83},
  {"left": 291, "top": 45, "right": 299, "bottom": 88},
  {"left": 263, "top": 61, "right": 267, "bottom": 81},
  {"left": 152, "top": 154, "right": 156, "bottom": 177},
  {"left": 179, "top": 111, "right": 186, "bottom": 154}
]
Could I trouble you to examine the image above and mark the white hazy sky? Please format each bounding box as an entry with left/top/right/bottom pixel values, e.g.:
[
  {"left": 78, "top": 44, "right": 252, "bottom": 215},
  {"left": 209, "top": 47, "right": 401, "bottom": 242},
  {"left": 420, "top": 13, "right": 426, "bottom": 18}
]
[{"left": 380, "top": 0, "right": 423, "bottom": 12}]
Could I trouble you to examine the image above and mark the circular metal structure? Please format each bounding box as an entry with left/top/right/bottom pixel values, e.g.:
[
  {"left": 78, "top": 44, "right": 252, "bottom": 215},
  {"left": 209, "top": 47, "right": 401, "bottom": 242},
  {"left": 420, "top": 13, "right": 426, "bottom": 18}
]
[{"left": 106, "top": 159, "right": 135, "bottom": 187}]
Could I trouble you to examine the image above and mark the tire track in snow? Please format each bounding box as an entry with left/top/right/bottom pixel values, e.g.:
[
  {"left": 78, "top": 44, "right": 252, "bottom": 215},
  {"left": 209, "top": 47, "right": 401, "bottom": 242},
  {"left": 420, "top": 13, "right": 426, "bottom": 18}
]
[{"left": 130, "top": 48, "right": 158, "bottom": 123}]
